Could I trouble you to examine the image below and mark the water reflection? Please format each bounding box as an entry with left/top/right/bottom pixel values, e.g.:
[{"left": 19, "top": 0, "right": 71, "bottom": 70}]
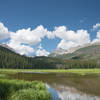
[
  {"left": 47, "top": 84, "right": 100, "bottom": 100},
  {"left": 46, "top": 84, "right": 61, "bottom": 100},
  {"left": 8, "top": 72, "right": 100, "bottom": 100}
]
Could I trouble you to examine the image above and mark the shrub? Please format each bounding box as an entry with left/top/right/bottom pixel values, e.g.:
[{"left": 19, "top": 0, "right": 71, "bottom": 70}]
[
  {"left": 10, "top": 89, "right": 51, "bottom": 100},
  {"left": 0, "top": 79, "right": 51, "bottom": 100}
]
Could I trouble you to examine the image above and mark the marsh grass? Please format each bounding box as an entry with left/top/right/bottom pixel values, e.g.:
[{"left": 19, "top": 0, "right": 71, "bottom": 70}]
[
  {"left": 0, "top": 74, "right": 8, "bottom": 79},
  {"left": 0, "top": 79, "right": 51, "bottom": 100}
]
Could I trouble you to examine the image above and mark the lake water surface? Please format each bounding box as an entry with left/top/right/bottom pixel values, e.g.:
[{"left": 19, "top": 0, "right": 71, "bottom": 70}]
[{"left": 8, "top": 72, "right": 100, "bottom": 100}]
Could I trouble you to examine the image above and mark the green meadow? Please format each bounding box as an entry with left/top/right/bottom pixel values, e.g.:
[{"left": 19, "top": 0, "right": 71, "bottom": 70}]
[{"left": 0, "top": 68, "right": 100, "bottom": 75}]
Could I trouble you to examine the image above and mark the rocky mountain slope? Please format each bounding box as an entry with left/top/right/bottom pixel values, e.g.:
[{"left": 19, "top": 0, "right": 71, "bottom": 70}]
[
  {"left": 49, "top": 43, "right": 91, "bottom": 57},
  {"left": 49, "top": 42, "right": 100, "bottom": 60}
]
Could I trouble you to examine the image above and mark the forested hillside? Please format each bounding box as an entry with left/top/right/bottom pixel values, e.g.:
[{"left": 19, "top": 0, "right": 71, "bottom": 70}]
[
  {"left": 0, "top": 46, "right": 59, "bottom": 69},
  {"left": 0, "top": 46, "right": 100, "bottom": 69}
]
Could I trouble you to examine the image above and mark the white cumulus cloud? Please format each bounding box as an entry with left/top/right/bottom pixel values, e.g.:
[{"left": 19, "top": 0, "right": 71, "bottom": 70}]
[
  {"left": 9, "top": 25, "right": 54, "bottom": 45},
  {"left": 0, "top": 21, "right": 94, "bottom": 56},
  {"left": 36, "top": 44, "right": 50, "bottom": 56},
  {"left": 57, "top": 39, "right": 77, "bottom": 50},
  {"left": 0, "top": 22, "right": 10, "bottom": 40},
  {"left": 92, "top": 23, "right": 100, "bottom": 31},
  {"left": 7, "top": 25, "right": 54, "bottom": 56},
  {"left": 54, "top": 26, "right": 90, "bottom": 50},
  {"left": 8, "top": 39, "right": 34, "bottom": 56},
  {"left": 92, "top": 30, "right": 100, "bottom": 43}
]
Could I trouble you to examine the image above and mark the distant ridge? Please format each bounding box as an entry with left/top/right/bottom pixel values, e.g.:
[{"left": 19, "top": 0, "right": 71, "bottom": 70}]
[{"left": 49, "top": 42, "right": 100, "bottom": 58}]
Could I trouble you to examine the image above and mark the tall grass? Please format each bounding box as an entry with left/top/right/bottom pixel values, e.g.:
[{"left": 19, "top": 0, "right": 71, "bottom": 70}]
[{"left": 0, "top": 79, "right": 51, "bottom": 100}]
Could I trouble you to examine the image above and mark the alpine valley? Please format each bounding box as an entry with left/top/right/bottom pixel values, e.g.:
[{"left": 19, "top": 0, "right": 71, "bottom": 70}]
[{"left": 0, "top": 42, "right": 100, "bottom": 69}]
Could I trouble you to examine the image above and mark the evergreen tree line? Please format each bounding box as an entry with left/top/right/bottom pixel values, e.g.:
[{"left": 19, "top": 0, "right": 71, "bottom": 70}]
[{"left": 0, "top": 46, "right": 100, "bottom": 69}]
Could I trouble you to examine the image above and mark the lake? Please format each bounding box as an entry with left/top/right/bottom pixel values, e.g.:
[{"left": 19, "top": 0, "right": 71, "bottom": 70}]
[{"left": 8, "top": 72, "right": 100, "bottom": 100}]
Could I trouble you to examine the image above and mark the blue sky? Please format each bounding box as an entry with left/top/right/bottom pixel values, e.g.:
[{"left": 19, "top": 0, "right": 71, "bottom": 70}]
[{"left": 0, "top": 0, "right": 100, "bottom": 56}]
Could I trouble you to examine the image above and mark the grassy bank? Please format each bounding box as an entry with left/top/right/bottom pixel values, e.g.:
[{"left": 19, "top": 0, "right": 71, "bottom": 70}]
[
  {"left": 0, "top": 79, "right": 51, "bottom": 100},
  {"left": 0, "top": 68, "right": 100, "bottom": 75}
]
